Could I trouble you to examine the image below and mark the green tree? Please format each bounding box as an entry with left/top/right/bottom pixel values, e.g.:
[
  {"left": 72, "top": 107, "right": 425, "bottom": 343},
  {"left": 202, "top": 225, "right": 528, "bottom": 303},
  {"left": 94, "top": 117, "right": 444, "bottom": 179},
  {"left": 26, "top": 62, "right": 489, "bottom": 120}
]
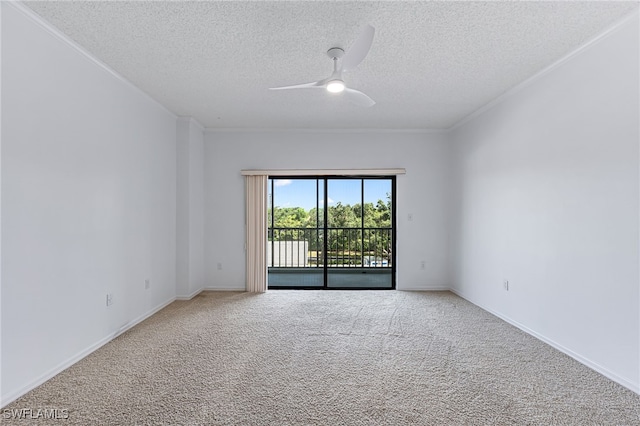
[
  {"left": 268, "top": 196, "right": 393, "bottom": 266},
  {"left": 328, "top": 202, "right": 359, "bottom": 228},
  {"left": 269, "top": 207, "right": 310, "bottom": 241}
]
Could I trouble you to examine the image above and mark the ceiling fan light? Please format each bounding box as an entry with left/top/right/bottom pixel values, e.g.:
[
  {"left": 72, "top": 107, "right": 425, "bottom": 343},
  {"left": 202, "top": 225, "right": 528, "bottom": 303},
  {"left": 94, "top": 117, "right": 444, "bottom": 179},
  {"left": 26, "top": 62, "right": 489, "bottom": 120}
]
[{"left": 326, "top": 80, "right": 345, "bottom": 93}]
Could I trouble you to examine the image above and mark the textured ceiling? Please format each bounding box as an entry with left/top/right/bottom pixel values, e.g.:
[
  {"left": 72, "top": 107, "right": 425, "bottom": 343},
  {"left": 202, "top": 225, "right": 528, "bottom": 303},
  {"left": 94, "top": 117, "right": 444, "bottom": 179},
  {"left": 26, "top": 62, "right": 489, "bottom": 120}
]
[{"left": 23, "top": 1, "right": 639, "bottom": 130}]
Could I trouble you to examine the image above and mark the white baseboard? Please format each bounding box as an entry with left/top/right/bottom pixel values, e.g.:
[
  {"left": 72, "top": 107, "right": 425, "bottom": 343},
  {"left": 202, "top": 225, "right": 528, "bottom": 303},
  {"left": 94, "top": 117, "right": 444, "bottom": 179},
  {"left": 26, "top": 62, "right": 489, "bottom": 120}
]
[
  {"left": 203, "top": 286, "right": 245, "bottom": 292},
  {"left": 175, "top": 288, "right": 204, "bottom": 300},
  {"left": 1, "top": 296, "right": 176, "bottom": 408},
  {"left": 449, "top": 288, "right": 640, "bottom": 395},
  {"left": 398, "top": 286, "right": 450, "bottom": 291}
]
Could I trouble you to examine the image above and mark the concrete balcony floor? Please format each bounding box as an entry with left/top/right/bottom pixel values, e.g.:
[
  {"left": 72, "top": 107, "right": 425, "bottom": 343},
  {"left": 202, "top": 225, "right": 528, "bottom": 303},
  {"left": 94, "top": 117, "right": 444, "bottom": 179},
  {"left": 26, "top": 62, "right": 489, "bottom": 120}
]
[{"left": 268, "top": 267, "right": 393, "bottom": 289}]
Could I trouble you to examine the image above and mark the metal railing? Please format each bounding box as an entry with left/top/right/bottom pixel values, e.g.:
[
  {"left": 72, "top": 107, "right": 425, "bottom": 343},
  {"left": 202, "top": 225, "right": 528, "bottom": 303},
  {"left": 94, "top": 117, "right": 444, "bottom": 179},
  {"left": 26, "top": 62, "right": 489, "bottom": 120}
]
[{"left": 268, "top": 227, "right": 392, "bottom": 268}]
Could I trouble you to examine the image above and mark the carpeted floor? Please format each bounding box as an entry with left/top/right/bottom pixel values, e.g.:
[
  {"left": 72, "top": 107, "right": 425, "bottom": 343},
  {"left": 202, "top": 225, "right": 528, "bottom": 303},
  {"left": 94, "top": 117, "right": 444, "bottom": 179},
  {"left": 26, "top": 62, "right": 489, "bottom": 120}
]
[{"left": 4, "top": 291, "right": 640, "bottom": 425}]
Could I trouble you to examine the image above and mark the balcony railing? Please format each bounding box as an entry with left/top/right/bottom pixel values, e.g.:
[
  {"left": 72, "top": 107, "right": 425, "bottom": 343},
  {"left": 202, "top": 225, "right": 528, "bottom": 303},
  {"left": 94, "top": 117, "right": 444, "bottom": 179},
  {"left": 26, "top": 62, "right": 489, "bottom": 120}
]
[{"left": 268, "top": 227, "right": 392, "bottom": 268}]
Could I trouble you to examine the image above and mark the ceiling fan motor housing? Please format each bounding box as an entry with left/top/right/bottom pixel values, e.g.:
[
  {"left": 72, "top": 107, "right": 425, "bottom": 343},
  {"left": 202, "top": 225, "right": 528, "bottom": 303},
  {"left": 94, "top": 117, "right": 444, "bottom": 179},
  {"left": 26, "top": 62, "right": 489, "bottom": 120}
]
[{"left": 327, "top": 47, "right": 345, "bottom": 59}]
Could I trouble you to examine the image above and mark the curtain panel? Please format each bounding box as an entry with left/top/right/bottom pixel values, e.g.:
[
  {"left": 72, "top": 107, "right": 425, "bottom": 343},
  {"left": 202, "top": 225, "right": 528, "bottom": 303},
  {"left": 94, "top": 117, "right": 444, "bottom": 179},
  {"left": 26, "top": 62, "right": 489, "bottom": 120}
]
[{"left": 245, "top": 175, "right": 268, "bottom": 292}]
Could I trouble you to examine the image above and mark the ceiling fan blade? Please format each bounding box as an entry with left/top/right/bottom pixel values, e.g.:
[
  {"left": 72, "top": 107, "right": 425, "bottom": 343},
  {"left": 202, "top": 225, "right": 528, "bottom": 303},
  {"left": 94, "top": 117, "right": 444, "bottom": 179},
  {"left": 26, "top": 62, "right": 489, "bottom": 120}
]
[
  {"left": 341, "top": 24, "right": 375, "bottom": 72},
  {"left": 344, "top": 88, "right": 375, "bottom": 107},
  {"left": 269, "top": 81, "right": 324, "bottom": 90}
]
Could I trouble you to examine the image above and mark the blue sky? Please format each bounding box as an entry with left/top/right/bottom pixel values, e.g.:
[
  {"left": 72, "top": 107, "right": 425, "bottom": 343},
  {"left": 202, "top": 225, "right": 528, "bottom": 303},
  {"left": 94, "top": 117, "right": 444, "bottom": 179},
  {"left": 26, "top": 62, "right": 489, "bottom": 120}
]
[{"left": 269, "top": 178, "right": 391, "bottom": 211}]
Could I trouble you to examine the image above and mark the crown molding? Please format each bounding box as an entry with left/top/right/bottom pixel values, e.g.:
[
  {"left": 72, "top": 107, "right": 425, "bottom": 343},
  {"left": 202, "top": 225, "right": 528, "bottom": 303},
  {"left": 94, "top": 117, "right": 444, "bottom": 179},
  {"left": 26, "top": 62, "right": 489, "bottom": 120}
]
[
  {"left": 7, "top": 1, "right": 177, "bottom": 120},
  {"left": 7, "top": 1, "right": 637, "bottom": 135},
  {"left": 449, "top": 7, "right": 640, "bottom": 132},
  {"left": 177, "top": 116, "right": 205, "bottom": 132},
  {"left": 204, "top": 127, "right": 447, "bottom": 134}
]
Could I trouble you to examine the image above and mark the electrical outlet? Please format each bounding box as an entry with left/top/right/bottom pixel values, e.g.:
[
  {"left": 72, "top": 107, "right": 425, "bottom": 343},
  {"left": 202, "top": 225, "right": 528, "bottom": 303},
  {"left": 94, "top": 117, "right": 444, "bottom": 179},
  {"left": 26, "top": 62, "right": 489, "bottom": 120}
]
[
  {"left": 420, "top": 261, "right": 426, "bottom": 270},
  {"left": 145, "top": 279, "right": 150, "bottom": 290},
  {"left": 503, "top": 280, "right": 509, "bottom": 291},
  {"left": 217, "top": 263, "right": 222, "bottom": 270},
  {"left": 106, "top": 293, "right": 113, "bottom": 306}
]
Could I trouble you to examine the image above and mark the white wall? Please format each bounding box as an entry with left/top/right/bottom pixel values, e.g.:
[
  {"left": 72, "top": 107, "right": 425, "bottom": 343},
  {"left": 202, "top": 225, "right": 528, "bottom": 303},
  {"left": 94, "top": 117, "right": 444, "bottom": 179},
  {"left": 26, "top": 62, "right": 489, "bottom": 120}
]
[
  {"left": 2, "top": 0, "right": 637, "bottom": 406},
  {"left": 176, "top": 117, "right": 205, "bottom": 298},
  {"left": 1, "top": 3, "right": 178, "bottom": 405},
  {"left": 204, "top": 131, "right": 450, "bottom": 291},
  {"left": 449, "top": 16, "right": 639, "bottom": 392},
  {"left": 0, "top": 3, "right": 4, "bottom": 403}
]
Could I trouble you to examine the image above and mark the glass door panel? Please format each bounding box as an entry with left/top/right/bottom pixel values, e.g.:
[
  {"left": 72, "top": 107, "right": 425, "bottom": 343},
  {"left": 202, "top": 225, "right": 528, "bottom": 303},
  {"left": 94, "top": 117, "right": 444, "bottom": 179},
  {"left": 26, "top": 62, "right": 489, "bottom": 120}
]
[
  {"left": 361, "top": 179, "right": 393, "bottom": 288},
  {"left": 268, "top": 176, "right": 395, "bottom": 289},
  {"left": 326, "top": 179, "right": 361, "bottom": 288},
  {"left": 267, "top": 178, "right": 323, "bottom": 287}
]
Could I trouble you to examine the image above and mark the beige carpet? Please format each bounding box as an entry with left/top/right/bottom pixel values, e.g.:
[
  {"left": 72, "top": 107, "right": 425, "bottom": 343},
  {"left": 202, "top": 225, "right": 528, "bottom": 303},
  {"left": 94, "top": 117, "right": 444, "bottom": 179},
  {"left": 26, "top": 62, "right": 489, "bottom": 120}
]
[{"left": 4, "top": 291, "right": 639, "bottom": 425}]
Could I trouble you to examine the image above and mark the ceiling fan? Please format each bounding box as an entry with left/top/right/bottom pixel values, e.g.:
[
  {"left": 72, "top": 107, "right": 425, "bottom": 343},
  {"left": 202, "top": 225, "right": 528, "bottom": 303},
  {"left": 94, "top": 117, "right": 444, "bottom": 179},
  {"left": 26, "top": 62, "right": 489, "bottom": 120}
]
[{"left": 269, "top": 24, "right": 376, "bottom": 107}]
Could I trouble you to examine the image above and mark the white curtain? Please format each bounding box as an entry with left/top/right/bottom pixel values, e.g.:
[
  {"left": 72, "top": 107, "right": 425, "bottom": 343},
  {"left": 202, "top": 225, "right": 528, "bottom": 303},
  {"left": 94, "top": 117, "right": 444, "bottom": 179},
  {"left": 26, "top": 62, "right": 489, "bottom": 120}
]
[{"left": 245, "top": 175, "right": 268, "bottom": 292}]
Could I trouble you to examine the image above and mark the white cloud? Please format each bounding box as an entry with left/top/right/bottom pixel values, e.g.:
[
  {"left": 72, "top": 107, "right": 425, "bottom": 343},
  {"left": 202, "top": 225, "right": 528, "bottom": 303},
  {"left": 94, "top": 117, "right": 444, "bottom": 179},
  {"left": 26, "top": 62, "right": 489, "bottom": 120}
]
[
  {"left": 274, "top": 179, "right": 292, "bottom": 187},
  {"left": 318, "top": 197, "right": 335, "bottom": 206}
]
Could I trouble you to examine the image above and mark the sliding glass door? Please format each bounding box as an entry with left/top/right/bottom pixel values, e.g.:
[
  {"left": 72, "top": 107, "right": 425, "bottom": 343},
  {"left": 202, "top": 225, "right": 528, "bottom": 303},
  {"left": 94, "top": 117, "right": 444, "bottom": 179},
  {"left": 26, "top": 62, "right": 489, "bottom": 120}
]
[{"left": 268, "top": 176, "right": 395, "bottom": 289}]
